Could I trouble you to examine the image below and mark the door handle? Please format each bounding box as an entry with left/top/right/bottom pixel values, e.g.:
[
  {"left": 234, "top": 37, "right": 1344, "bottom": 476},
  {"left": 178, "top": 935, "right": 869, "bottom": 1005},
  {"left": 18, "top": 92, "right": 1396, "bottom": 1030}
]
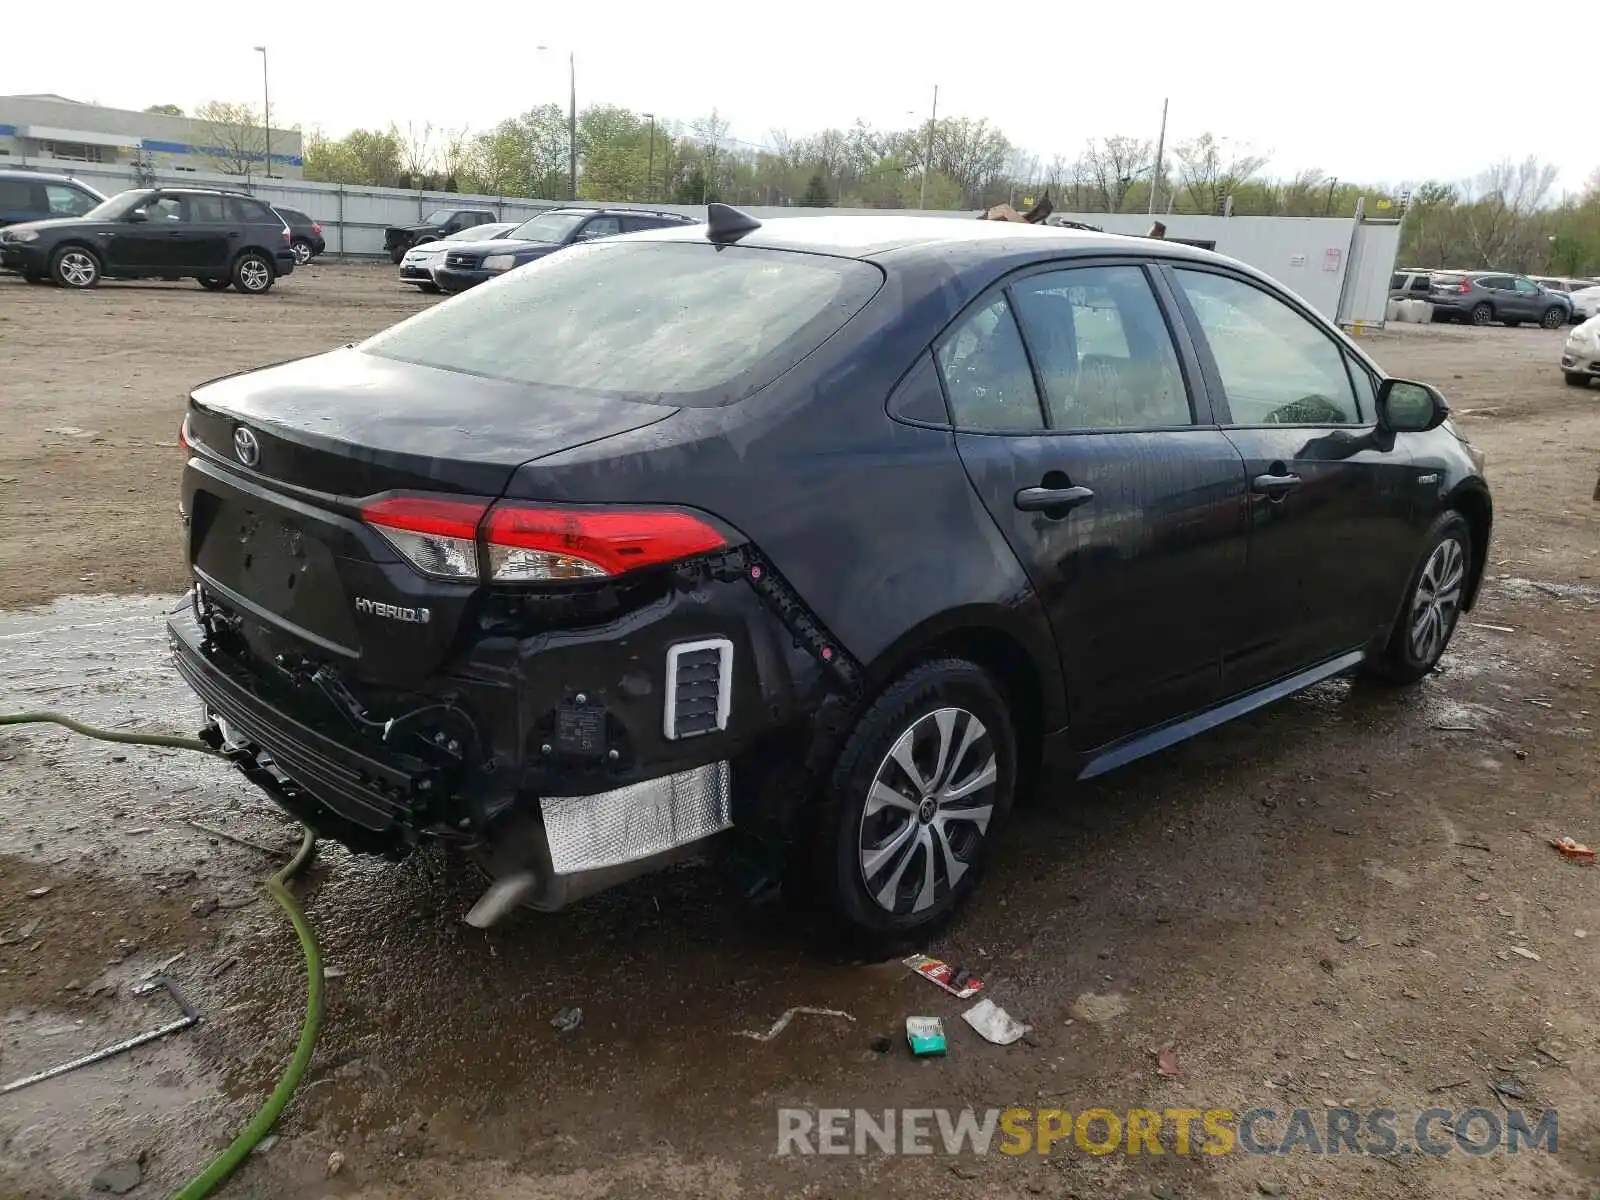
[
  {"left": 166, "top": 231, "right": 184, "bottom": 238},
  {"left": 1015, "top": 485, "right": 1094, "bottom": 513},
  {"left": 1251, "top": 472, "right": 1302, "bottom": 499}
]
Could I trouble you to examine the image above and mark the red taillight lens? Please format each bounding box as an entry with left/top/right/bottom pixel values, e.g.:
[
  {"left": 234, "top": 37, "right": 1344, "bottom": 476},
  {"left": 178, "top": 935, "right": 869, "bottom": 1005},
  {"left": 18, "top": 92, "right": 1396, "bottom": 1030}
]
[
  {"left": 311, "top": 222, "right": 322, "bottom": 235},
  {"left": 281, "top": 228, "right": 291, "bottom": 244},
  {"left": 360, "top": 495, "right": 728, "bottom": 583},
  {"left": 1457, "top": 282, "right": 1471, "bottom": 294},
  {"left": 363, "top": 495, "right": 489, "bottom": 580},
  {"left": 483, "top": 504, "right": 727, "bottom": 582}
]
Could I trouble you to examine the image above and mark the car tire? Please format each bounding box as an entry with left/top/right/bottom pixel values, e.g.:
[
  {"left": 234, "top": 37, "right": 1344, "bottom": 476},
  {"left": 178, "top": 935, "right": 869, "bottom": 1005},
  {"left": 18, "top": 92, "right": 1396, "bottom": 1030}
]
[
  {"left": 414, "top": 281, "right": 441, "bottom": 294},
  {"left": 291, "top": 239, "right": 313, "bottom": 266},
  {"left": 1565, "top": 371, "right": 1590, "bottom": 387},
  {"left": 814, "top": 658, "right": 1015, "bottom": 945},
  {"left": 1502, "top": 319, "right": 1520, "bottom": 328},
  {"left": 50, "top": 245, "right": 101, "bottom": 289},
  {"left": 1470, "top": 303, "right": 1493, "bottom": 326},
  {"left": 197, "top": 277, "right": 231, "bottom": 291},
  {"left": 23, "top": 271, "right": 47, "bottom": 284},
  {"left": 1365, "top": 512, "right": 1472, "bottom": 685},
  {"left": 231, "top": 251, "right": 275, "bottom": 295},
  {"left": 1541, "top": 307, "right": 1566, "bottom": 330}
]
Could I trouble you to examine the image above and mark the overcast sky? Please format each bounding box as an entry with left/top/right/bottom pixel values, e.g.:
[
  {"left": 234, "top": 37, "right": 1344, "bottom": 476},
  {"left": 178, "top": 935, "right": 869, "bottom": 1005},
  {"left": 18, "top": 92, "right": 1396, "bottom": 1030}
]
[{"left": 14, "top": 1, "right": 1592, "bottom": 193}]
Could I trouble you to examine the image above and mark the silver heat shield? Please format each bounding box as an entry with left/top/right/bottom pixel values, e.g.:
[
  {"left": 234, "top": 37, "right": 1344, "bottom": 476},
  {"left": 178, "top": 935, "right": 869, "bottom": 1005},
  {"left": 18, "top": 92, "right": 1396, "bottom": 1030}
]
[{"left": 539, "top": 760, "right": 732, "bottom": 874}]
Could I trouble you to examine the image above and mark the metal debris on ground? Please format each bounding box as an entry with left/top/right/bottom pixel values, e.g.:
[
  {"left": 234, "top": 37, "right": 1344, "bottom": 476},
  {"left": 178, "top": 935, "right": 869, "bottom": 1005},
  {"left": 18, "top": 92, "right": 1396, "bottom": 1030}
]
[
  {"left": 2, "top": 976, "right": 200, "bottom": 1094},
  {"left": 1469, "top": 623, "right": 1516, "bottom": 633},
  {"left": 904, "top": 953, "right": 984, "bottom": 998},
  {"left": 962, "top": 999, "right": 1030, "bottom": 1046},
  {"left": 906, "top": 1016, "right": 947, "bottom": 1057},
  {"left": 550, "top": 1007, "right": 583, "bottom": 1033},
  {"left": 185, "top": 818, "right": 294, "bottom": 859},
  {"left": 1508, "top": 946, "right": 1541, "bottom": 961},
  {"left": 1549, "top": 837, "right": 1595, "bottom": 863},
  {"left": 736, "top": 1006, "right": 855, "bottom": 1042},
  {"left": 26, "top": 886, "right": 51, "bottom": 899},
  {"left": 1156, "top": 1048, "right": 1181, "bottom": 1077}
]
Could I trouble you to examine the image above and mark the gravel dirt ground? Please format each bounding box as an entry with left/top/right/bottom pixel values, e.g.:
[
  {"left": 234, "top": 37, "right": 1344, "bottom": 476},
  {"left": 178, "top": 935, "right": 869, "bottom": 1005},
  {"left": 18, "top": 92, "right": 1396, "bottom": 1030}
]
[{"left": 1, "top": 265, "right": 1598, "bottom": 1200}]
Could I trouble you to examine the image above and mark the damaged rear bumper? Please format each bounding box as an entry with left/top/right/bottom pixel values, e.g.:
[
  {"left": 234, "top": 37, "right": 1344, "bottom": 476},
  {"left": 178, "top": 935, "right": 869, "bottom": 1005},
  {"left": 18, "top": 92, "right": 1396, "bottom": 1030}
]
[{"left": 167, "top": 554, "right": 848, "bottom": 913}]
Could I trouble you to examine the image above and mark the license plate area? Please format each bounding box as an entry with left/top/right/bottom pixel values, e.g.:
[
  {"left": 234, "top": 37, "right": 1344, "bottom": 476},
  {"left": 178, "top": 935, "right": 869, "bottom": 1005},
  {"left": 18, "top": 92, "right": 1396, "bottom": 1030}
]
[{"left": 193, "top": 493, "right": 360, "bottom": 654}]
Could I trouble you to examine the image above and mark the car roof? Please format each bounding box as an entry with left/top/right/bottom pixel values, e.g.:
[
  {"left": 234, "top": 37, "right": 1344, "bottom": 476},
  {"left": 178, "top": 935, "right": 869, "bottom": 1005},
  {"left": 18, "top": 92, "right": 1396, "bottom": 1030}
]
[
  {"left": 633, "top": 214, "right": 1228, "bottom": 264},
  {"left": 0, "top": 169, "right": 96, "bottom": 186}
]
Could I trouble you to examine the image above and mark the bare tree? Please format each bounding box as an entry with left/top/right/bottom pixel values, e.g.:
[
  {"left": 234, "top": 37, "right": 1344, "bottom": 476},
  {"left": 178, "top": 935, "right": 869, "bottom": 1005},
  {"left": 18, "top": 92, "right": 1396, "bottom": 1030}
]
[
  {"left": 690, "top": 109, "right": 732, "bottom": 203},
  {"left": 393, "top": 121, "right": 437, "bottom": 184},
  {"left": 1080, "top": 136, "right": 1153, "bottom": 212},
  {"left": 194, "top": 100, "right": 267, "bottom": 177},
  {"left": 1459, "top": 156, "right": 1558, "bottom": 266},
  {"left": 1174, "top": 133, "right": 1267, "bottom": 214}
]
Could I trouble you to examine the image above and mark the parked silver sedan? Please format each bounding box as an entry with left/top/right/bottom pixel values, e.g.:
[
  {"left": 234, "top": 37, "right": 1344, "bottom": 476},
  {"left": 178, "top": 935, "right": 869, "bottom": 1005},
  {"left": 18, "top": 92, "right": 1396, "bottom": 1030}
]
[{"left": 398, "top": 222, "right": 519, "bottom": 293}]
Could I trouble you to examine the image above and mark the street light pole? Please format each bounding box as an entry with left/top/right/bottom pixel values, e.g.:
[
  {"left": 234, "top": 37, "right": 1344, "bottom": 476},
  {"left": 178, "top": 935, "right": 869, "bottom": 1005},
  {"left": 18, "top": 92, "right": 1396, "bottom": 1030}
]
[
  {"left": 568, "top": 51, "right": 577, "bottom": 201},
  {"left": 643, "top": 112, "right": 656, "bottom": 202},
  {"left": 1148, "top": 97, "right": 1168, "bottom": 216},
  {"left": 919, "top": 84, "right": 939, "bottom": 210},
  {"left": 253, "top": 45, "right": 271, "bottom": 178}
]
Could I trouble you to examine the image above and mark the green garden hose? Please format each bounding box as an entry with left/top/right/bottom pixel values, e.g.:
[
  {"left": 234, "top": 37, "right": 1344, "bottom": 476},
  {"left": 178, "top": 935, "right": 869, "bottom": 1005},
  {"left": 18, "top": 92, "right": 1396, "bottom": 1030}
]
[{"left": 0, "top": 710, "right": 324, "bottom": 1200}]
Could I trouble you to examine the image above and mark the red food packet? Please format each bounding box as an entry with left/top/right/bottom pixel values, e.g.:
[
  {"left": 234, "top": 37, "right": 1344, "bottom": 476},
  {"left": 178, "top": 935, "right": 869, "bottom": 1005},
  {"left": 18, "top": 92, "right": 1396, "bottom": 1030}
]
[{"left": 904, "top": 953, "right": 984, "bottom": 999}]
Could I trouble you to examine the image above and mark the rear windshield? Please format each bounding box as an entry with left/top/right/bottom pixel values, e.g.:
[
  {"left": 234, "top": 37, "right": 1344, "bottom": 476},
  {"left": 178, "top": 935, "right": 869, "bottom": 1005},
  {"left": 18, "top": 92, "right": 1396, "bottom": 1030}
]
[
  {"left": 361, "top": 241, "right": 884, "bottom": 407},
  {"left": 1433, "top": 274, "right": 1464, "bottom": 286}
]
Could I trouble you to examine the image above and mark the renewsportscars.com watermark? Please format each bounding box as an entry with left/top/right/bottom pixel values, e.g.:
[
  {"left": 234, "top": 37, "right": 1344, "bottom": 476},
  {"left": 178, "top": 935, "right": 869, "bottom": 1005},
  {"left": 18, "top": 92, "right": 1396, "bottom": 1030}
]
[{"left": 777, "top": 1107, "right": 1557, "bottom": 1157}]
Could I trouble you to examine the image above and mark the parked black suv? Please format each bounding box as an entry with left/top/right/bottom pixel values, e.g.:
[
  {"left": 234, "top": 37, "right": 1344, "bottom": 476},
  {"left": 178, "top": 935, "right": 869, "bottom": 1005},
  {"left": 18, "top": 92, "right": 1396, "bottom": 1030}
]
[
  {"left": 272, "top": 206, "right": 326, "bottom": 265},
  {"left": 433, "top": 207, "right": 696, "bottom": 292},
  {"left": 383, "top": 207, "right": 498, "bottom": 263},
  {"left": 0, "top": 187, "right": 296, "bottom": 292},
  {"left": 170, "top": 207, "right": 1491, "bottom": 941},
  {"left": 0, "top": 170, "right": 104, "bottom": 227}
]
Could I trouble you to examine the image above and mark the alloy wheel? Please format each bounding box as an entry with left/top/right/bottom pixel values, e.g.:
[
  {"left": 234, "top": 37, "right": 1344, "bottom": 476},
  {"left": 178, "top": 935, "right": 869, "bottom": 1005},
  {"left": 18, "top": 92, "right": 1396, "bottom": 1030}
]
[
  {"left": 238, "top": 258, "right": 271, "bottom": 292},
  {"left": 1542, "top": 308, "right": 1564, "bottom": 330},
  {"left": 858, "top": 707, "right": 997, "bottom": 916},
  {"left": 293, "top": 242, "right": 312, "bottom": 265},
  {"left": 1409, "top": 537, "right": 1465, "bottom": 664},
  {"left": 58, "top": 251, "right": 97, "bottom": 287}
]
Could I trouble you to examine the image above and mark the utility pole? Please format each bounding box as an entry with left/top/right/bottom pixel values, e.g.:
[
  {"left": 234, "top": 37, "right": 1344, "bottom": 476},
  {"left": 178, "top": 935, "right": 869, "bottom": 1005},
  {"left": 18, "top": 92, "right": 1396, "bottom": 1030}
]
[
  {"left": 253, "top": 45, "right": 271, "bottom": 179},
  {"left": 568, "top": 52, "right": 577, "bottom": 201},
  {"left": 643, "top": 112, "right": 656, "bottom": 202},
  {"left": 919, "top": 84, "right": 939, "bottom": 210},
  {"left": 1147, "top": 97, "right": 1168, "bottom": 215}
]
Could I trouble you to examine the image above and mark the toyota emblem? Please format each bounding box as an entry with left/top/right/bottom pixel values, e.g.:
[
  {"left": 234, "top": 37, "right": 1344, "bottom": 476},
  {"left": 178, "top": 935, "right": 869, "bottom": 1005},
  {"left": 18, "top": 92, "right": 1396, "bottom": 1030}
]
[{"left": 233, "top": 427, "right": 260, "bottom": 467}]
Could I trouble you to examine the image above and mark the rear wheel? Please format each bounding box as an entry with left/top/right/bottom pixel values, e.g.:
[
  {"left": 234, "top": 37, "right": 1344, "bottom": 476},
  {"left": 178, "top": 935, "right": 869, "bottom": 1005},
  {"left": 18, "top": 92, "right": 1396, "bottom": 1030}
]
[
  {"left": 815, "top": 659, "right": 1015, "bottom": 945},
  {"left": 231, "top": 251, "right": 275, "bottom": 294},
  {"left": 197, "top": 277, "right": 231, "bottom": 292},
  {"left": 1541, "top": 307, "right": 1566, "bottom": 330},
  {"left": 1365, "top": 512, "right": 1472, "bottom": 684},
  {"left": 388, "top": 244, "right": 407, "bottom": 264},
  {"left": 291, "top": 239, "right": 313, "bottom": 265},
  {"left": 50, "top": 246, "right": 101, "bottom": 288},
  {"left": 1566, "top": 371, "right": 1591, "bottom": 387},
  {"left": 1470, "top": 302, "right": 1493, "bottom": 326},
  {"left": 1502, "top": 319, "right": 1521, "bottom": 328},
  {"left": 23, "top": 271, "right": 46, "bottom": 284},
  {"left": 414, "top": 281, "right": 441, "bottom": 294}
]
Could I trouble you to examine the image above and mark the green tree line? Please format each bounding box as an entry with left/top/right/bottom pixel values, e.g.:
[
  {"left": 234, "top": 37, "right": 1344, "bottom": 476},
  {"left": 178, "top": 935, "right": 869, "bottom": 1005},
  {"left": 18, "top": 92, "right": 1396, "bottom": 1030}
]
[{"left": 204, "top": 99, "right": 1600, "bottom": 275}]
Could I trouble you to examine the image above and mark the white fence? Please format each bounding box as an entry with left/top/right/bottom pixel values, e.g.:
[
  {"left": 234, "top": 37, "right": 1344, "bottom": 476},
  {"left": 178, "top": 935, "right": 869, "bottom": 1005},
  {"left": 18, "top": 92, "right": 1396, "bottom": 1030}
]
[{"left": 12, "top": 163, "right": 1402, "bottom": 325}]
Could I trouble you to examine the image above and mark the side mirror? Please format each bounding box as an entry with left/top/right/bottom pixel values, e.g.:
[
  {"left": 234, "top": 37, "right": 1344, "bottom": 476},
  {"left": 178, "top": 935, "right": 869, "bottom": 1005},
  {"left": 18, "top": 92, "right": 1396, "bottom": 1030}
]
[
  {"left": 1377, "top": 378, "right": 1448, "bottom": 433},
  {"left": 125, "top": 210, "right": 148, "bottom": 223}
]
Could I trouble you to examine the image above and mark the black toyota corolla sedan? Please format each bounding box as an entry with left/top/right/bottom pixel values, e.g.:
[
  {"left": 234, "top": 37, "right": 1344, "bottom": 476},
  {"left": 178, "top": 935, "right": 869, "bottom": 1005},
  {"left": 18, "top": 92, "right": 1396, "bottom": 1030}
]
[{"left": 169, "top": 206, "right": 1491, "bottom": 942}]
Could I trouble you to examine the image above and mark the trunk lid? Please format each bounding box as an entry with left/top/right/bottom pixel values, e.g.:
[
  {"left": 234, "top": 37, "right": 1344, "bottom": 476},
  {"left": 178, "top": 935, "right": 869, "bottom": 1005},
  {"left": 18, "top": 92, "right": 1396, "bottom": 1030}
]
[{"left": 183, "top": 347, "right": 676, "bottom": 684}]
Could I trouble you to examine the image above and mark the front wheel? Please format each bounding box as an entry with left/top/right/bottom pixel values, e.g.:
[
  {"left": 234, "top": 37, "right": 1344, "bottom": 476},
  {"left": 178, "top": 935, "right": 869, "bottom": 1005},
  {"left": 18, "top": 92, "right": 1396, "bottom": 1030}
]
[
  {"left": 1470, "top": 302, "right": 1493, "bottom": 326},
  {"left": 815, "top": 659, "right": 1015, "bottom": 944},
  {"left": 1565, "top": 371, "right": 1591, "bottom": 387},
  {"left": 231, "top": 251, "right": 275, "bottom": 294},
  {"left": 197, "top": 277, "right": 231, "bottom": 292},
  {"left": 1502, "top": 319, "right": 1521, "bottom": 328},
  {"left": 1365, "top": 513, "right": 1472, "bottom": 684},
  {"left": 1541, "top": 307, "right": 1566, "bottom": 330},
  {"left": 50, "top": 246, "right": 101, "bottom": 288},
  {"left": 414, "top": 281, "right": 441, "bottom": 294}
]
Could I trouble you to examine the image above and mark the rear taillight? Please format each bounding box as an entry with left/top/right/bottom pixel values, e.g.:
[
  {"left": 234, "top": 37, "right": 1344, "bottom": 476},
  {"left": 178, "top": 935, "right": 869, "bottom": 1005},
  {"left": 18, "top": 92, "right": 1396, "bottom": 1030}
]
[
  {"left": 281, "top": 228, "right": 292, "bottom": 244},
  {"left": 311, "top": 222, "right": 322, "bottom": 235},
  {"left": 358, "top": 495, "right": 728, "bottom": 583},
  {"left": 1457, "top": 282, "right": 1471, "bottom": 294},
  {"left": 483, "top": 504, "right": 727, "bottom": 582},
  {"left": 363, "top": 496, "right": 487, "bottom": 580}
]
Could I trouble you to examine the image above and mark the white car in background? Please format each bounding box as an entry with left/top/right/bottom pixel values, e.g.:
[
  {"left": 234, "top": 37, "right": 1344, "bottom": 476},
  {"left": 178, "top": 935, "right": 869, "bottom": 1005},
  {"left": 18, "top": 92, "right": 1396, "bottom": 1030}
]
[
  {"left": 1565, "top": 286, "right": 1600, "bottom": 322},
  {"left": 397, "top": 221, "right": 519, "bottom": 293},
  {"left": 1561, "top": 313, "right": 1600, "bottom": 387}
]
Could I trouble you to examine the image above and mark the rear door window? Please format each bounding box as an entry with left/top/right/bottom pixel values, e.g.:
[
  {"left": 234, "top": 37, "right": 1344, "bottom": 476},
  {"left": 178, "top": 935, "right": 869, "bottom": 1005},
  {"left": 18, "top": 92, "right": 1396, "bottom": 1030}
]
[
  {"left": 936, "top": 296, "right": 1045, "bottom": 431},
  {"left": 188, "top": 194, "right": 229, "bottom": 223},
  {"left": 1009, "top": 264, "right": 1192, "bottom": 429},
  {"left": 43, "top": 184, "right": 96, "bottom": 216},
  {"left": 576, "top": 216, "right": 622, "bottom": 241},
  {"left": 0, "top": 179, "right": 34, "bottom": 212},
  {"left": 362, "top": 241, "right": 883, "bottom": 407}
]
